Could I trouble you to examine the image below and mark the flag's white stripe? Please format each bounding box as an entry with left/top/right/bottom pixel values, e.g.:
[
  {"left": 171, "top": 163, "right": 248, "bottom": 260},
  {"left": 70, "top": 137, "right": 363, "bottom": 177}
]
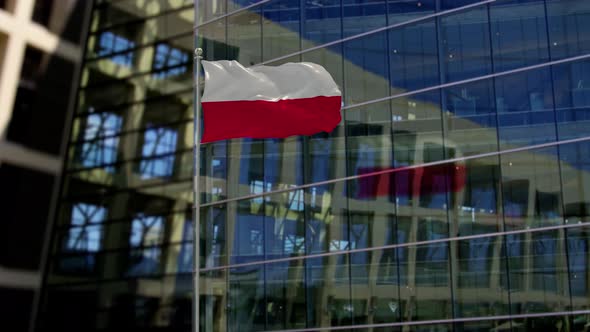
[{"left": 201, "top": 60, "right": 341, "bottom": 103}]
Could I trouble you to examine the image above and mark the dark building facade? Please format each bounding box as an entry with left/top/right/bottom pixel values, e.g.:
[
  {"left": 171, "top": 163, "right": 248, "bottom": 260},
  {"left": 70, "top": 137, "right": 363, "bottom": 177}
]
[
  {"left": 37, "top": 0, "right": 590, "bottom": 331},
  {"left": 0, "top": 1, "right": 91, "bottom": 332}
]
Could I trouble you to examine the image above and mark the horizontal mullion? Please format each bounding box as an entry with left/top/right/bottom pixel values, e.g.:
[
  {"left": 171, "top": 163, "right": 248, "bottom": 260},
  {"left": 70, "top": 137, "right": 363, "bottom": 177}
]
[
  {"left": 198, "top": 221, "right": 589, "bottom": 273},
  {"left": 66, "top": 146, "right": 192, "bottom": 173},
  {"left": 81, "top": 61, "right": 192, "bottom": 90},
  {"left": 70, "top": 118, "right": 192, "bottom": 146},
  {"left": 77, "top": 87, "right": 192, "bottom": 116},
  {"left": 340, "top": 53, "right": 590, "bottom": 111},
  {"left": 199, "top": 135, "right": 590, "bottom": 209},
  {"left": 85, "top": 31, "right": 192, "bottom": 63},
  {"left": 60, "top": 176, "right": 193, "bottom": 204},
  {"left": 91, "top": 3, "right": 193, "bottom": 35}
]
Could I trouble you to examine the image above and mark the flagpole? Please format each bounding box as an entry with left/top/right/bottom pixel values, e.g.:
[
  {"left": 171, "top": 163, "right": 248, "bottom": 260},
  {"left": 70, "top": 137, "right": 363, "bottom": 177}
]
[{"left": 193, "top": 47, "right": 203, "bottom": 332}]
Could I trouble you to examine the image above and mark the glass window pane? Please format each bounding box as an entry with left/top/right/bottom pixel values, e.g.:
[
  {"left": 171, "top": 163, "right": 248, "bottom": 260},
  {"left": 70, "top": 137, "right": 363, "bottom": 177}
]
[
  {"left": 139, "top": 126, "right": 178, "bottom": 179},
  {"left": 359, "top": 245, "right": 402, "bottom": 326},
  {"left": 501, "top": 147, "right": 563, "bottom": 230},
  {"left": 344, "top": 31, "right": 389, "bottom": 106},
  {"left": 490, "top": 0, "right": 550, "bottom": 72},
  {"left": 439, "top": 6, "right": 492, "bottom": 82},
  {"left": 199, "top": 204, "right": 228, "bottom": 269},
  {"left": 389, "top": 19, "right": 439, "bottom": 93},
  {"left": 197, "top": 0, "right": 225, "bottom": 24},
  {"left": 266, "top": 187, "right": 306, "bottom": 259},
  {"left": 228, "top": 265, "right": 265, "bottom": 330},
  {"left": 227, "top": 7, "right": 262, "bottom": 65},
  {"left": 552, "top": 59, "right": 590, "bottom": 140},
  {"left": 388, "top": 0, "right": 435, "bottom": 25},
  {"left": 262, "top": 0, "right": 301, "bottom": 61},
  {"left": 198, "top": 20, "right": 230, "bottom": 61},
  {"left": 265, "top": 261, "right": 307, "bottom": 329},
  {"left": 303, "top": 129, "right": 350, "bottom": 289},
  {"left": 392, "top": 90, "right": 444, "bottom": 166},
  {"left": 453, "top": 234, "right": 510, "bottom": 319},
  {"left": 451, "top": 155, "right": 503, "bottom": 237},
  {"left": 342, "top": 0, "right": 387, "bottom": 37},
  {"left": 504, "top": 230, "right": 570, "bottom": 318},
  {"left": 346, "top": 101, "right": 393, "bottom": 201},
  {"left": 547, "top": 0, "right": 590, "bottom": 60},
  {"left": 403, "top": 241, "right": 453, "bottom": 321},
  {"left": 305, "top": 254, "right": 352, "bottom": 328},
  {"left": 443, "top": 79, "right": 498, "bottom": 156},
  {"left": 202, "top": 140, "right": 228, "bottom": 204},
  {"left": 201, "top": 270, "right": 227, "bottom": 332},
  {"left": 560, "top": 141, "right": 590, "bottom": 224},
  {"left": 495, "top": 67, "right": 556, "bottom": 150},
  {"left": 303, "top": 0, "right": 342, "bottom": 45},
  {"left": 567, "top": 227, "right": 590, "bottom": 312}
]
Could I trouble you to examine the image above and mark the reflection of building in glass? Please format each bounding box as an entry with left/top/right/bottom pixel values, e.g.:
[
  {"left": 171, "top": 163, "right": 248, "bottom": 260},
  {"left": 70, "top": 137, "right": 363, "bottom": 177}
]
[
  {"left": 37, "top": 1, "right": 590, "bottom": 332},
  {"left": 0, "top": 1, "right": 91, "bottom": 331}
]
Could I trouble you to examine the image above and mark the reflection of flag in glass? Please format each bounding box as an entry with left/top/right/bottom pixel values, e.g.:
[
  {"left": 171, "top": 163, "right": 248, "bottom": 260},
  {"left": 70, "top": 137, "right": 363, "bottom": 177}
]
[
  {"left": 356, "top": 162, "right": 466, "bottom": 199},
  {"left": 201, "top": 60, "right": 342, "bottom": 143}
]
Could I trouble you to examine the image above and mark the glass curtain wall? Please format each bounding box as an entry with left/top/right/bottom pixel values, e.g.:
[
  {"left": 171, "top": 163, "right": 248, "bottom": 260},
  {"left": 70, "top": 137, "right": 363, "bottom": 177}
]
[
  {"left": 37, "top": 0, "right": 590, "bottom": 332},
  {"left": 195, "top": 0, "right": 590, "bottom": 331}
]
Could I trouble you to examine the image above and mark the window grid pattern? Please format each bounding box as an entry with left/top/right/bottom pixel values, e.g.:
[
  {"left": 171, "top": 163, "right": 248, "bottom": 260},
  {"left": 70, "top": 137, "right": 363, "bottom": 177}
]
[{"left": 39, "top": 1, "right": 590, "bottom": 332}]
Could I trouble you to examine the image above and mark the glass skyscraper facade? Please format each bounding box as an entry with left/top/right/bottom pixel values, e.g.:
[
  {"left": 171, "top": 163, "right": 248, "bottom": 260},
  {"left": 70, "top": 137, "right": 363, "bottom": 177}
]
[{"left": 37, "top": 0, "right": 590, "bottom": 331}]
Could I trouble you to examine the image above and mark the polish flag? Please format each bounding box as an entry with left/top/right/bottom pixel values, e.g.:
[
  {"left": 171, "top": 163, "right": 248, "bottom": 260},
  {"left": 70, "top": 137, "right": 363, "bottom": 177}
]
[{"left": 200, "top": 60, "right": 342, "bottom": 143}]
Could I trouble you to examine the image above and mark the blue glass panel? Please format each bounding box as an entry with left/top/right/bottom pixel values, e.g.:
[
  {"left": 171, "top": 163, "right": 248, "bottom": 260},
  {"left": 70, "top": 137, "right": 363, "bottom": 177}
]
[
  {"left": 389, "top": 19, "right": 439, "bottom": 93},
  {"left": 490, "top": 0, "right": 550, "bottom": 72},
  {"left": 228, "top": 266, "right": 265, "bottom": 330},
  {"left": 440, "top": 0, "right": 488, "bottom": 10},
  {"left": 443, "top": 79, "right": 498, "bottom": 156},
  {"left": 501, "top": 147, "right": 563, "bottom": 230},
  {"left": 344, "top": 31, "right": 389, "bottom": 105},
  {"left": 546, "top": 0, "right": 590, "bottom": 60},
  {"left": 559, "top": 141, "right": 590, "bottom": 223},
  {"left": 152, "top": 44, "right": 189, "bottom": 79},
  {"left": 454, "top": 234, "right": 510, "bottom": 318},
  {"left": 60, "top": 203, "right": 107, "bottom": 273},
  {"left": 406, "top": 238, "right": 453, "bottom": 320},
  {"left": 79, "top": 112, "right": 122, "bottom": 171},
  {"left": 230, "top": 198, "right": 266, "bottom": 265},
  {"left": 264, "top": 261, "right": 306, "bottom": 329},
  {"left": 97, "top": 31, "right": 135, "bottom": 66},
  {"left": 139, "top": 126, "right": 178, "bottom": 179},
  {"left": 342, "top": 0, "right": 387, "bottom": 37},
  {"left": 388, "top": 0, "right": 435, "bottom": 25},
  {"left": 202, "top": 141, "right": 228, "bottom": 204},
  {"left": 567, "top": 228, "right": 590, "bottom": 309},
  {"left": 127, "top": 214, "right": 164, "bottom": 276},
  {"left": 303, "top": 0, "right": 342, "bottom": 44},
  {"left": 346, "top": 101, "right": 392, "bottom": 201},
  {"left": 262, "top": 0, "right": 301, "bottom": 61},
  {"left": 200, "top": 205, "right": 227, "bottom": 269},
  {"left": 495, "top": 67, "right": 556, "bottom": 149},
  {"left": 440, "top": 6, "right": 492, "bottom": 82},
  {"left": 227, "top": 7, "right": 262, "bottom": 65},
  {"left": 552, "top": 59, "right": 590, "bottom": 140},
  {"left": 178, "top": 219, "right": 193, "bottom": 272},
  {"left": 504, "top": 230, "right": 569, "bottom": 317},
  {"left": 65, "top": 203, "right": 106, "bottom": 252}
]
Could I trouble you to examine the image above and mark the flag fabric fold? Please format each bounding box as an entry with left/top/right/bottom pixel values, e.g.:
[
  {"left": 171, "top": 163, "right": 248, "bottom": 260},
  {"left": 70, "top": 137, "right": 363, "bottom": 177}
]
[{"left": 200, "top": 60, "right": 342, "bottom": 143}]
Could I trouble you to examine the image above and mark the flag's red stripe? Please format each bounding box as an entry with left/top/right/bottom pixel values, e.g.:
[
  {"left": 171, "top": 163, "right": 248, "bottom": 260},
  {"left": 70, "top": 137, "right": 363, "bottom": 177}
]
[{"left": 201, "top": 96, "right": 342, "bottom": 143}]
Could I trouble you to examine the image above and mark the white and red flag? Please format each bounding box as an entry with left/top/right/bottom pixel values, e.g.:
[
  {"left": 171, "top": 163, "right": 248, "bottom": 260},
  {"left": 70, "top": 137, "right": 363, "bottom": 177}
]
[{"left": 200, "top": 60, "right": 342, "bottom": 143}]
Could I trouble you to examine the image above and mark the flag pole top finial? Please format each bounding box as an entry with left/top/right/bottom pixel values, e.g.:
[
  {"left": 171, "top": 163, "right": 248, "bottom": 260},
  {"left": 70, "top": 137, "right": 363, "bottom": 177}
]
[{"left": 195, "top": 48, "right": 203, "bottom": 59}]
